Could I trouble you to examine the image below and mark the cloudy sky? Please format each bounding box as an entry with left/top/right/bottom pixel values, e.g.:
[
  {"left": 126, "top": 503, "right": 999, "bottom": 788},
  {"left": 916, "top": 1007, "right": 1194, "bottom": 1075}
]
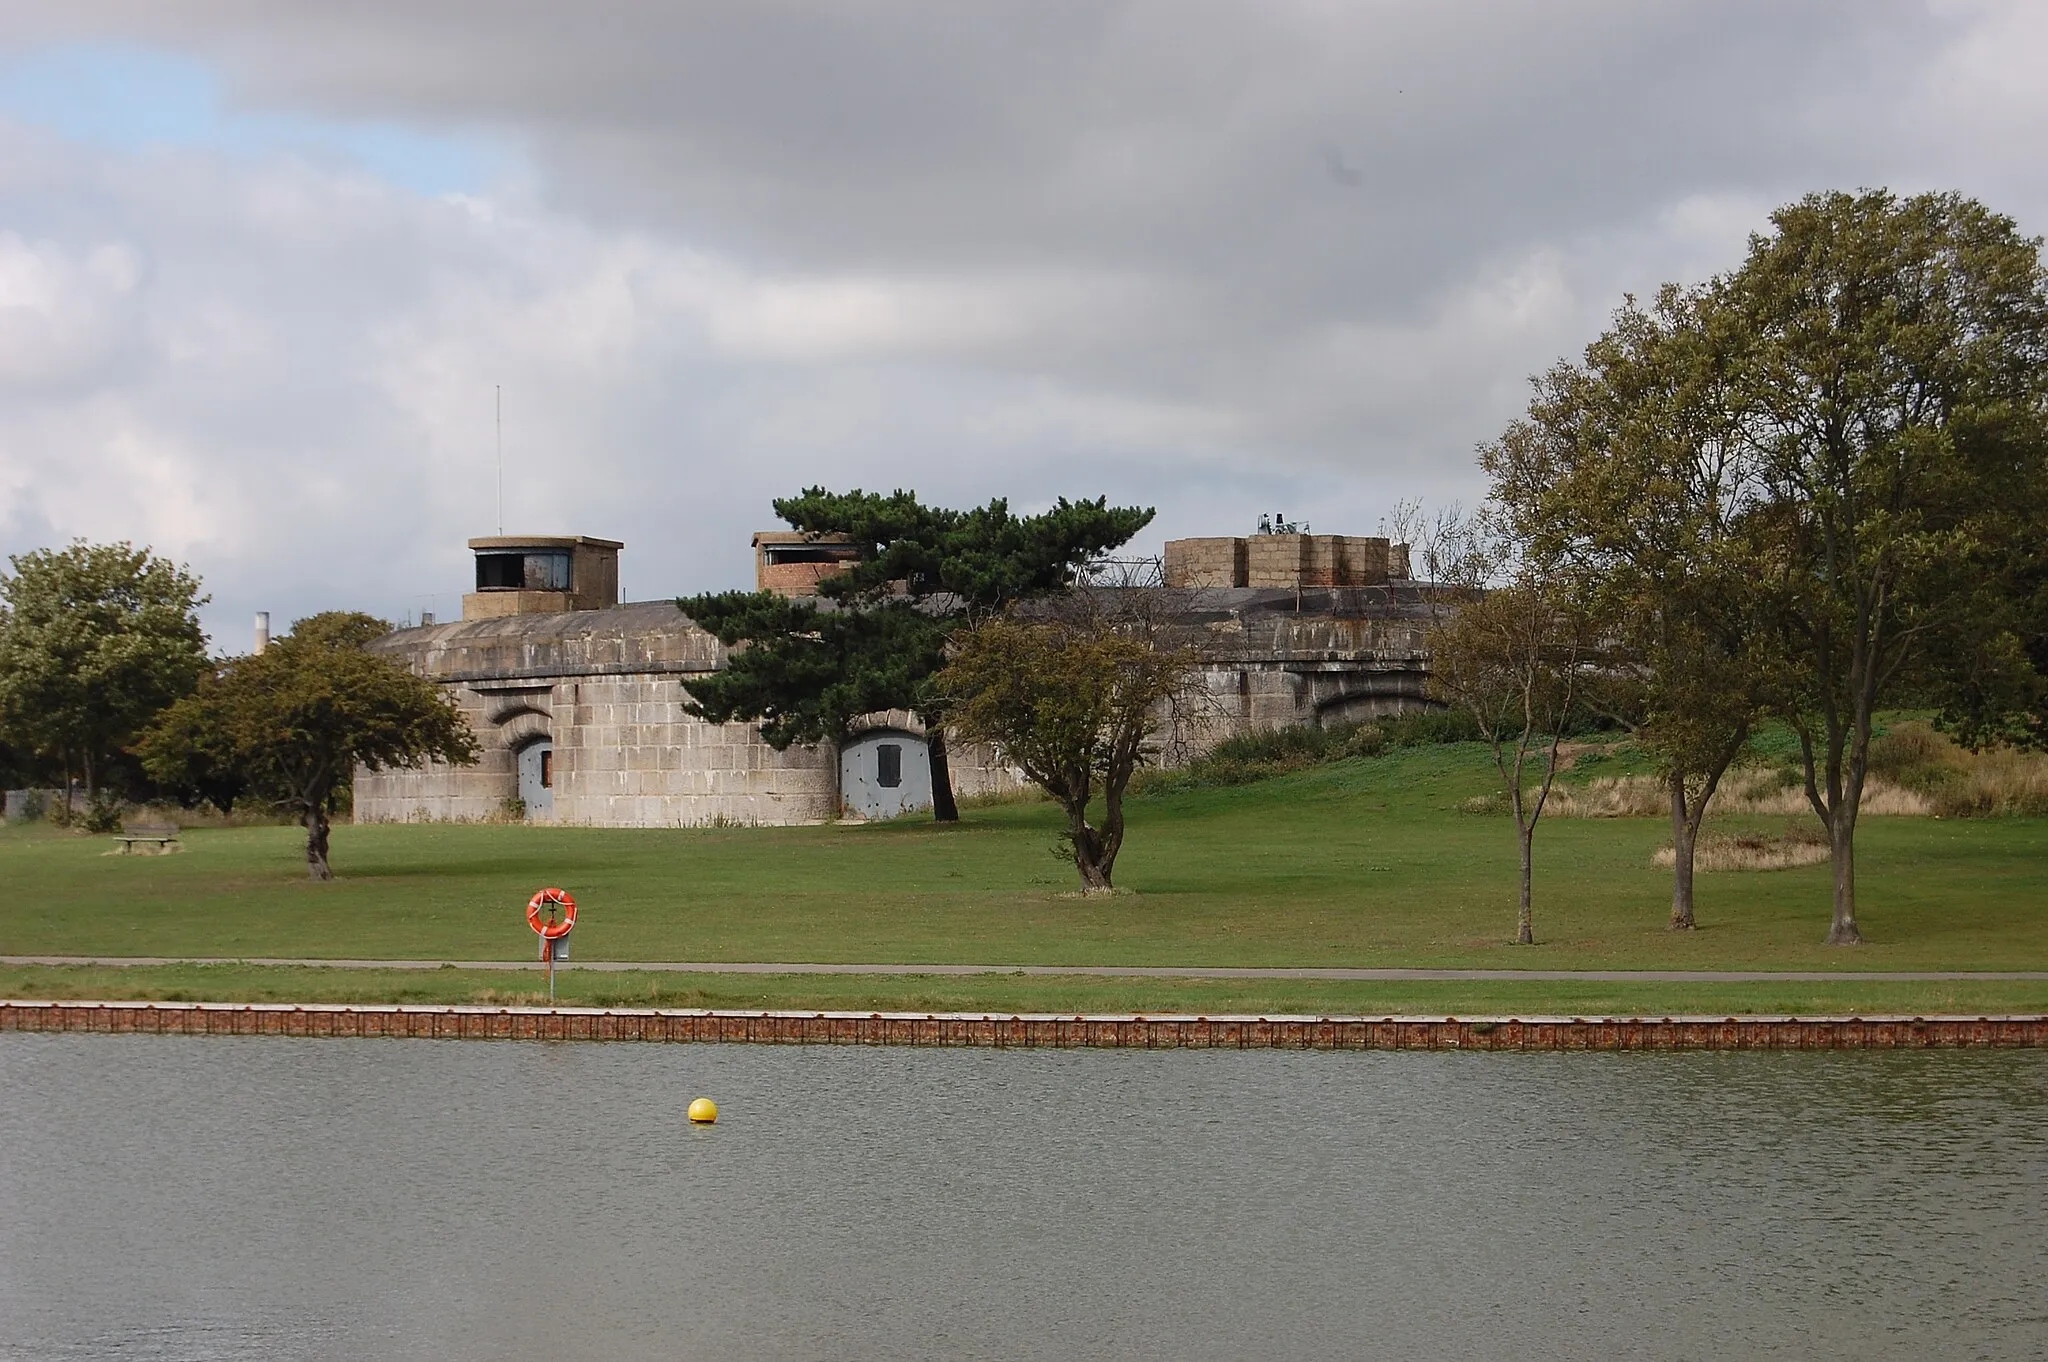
[{"left": 0, "top": 1, "right": 2043, "bottom": 648}]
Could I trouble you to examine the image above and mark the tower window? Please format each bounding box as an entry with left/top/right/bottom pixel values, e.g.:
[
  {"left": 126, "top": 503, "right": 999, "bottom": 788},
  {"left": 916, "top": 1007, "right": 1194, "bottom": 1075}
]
[{"left": 476, "top": 551, "right": 572, "bottom": 592}]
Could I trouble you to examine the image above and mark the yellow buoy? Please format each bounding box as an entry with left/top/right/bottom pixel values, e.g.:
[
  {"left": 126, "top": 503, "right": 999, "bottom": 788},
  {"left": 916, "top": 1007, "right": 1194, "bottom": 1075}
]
[{"left": 688, "top": 1097, "right": 719, "bottom": 1125}]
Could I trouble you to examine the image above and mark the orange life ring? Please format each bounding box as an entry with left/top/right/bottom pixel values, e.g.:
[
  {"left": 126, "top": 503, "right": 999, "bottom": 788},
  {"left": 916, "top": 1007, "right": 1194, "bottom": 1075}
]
[{"left": 526, "top": 887, "right": 577, "bottom": 939}]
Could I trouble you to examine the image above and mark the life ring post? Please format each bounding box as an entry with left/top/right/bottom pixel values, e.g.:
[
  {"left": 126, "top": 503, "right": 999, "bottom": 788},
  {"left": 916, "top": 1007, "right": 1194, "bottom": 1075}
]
[{"left": 526, "top": 888, "right": 578, "bottom": 1004}]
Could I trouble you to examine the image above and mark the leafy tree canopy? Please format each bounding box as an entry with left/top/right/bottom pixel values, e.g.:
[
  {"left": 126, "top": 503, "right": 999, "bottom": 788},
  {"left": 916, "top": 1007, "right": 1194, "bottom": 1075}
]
[
  {"left": 1723, "top": 189, "right": 2048, "bottom": 943},
  {"left": 678, "top": 593, "right": 947, "bottom": 750},
  {"left": 772, "top": 488, "right": 1155, "bottom": 611},
  {"left": 1484, "top": 285, "right": 1765, "bottom": 930},
  {"left": 0, "top": 540, "right": 209, "bottom": 796},
  {"left": 939, "top": 607, "right": 1200, "bottom": 891},
  {"left": 679, "top": 489, "right": 1154, "bottom": 822},
  {"left": 138, "top": 611, "right": 477, "bottom": 879},
  {"left": 1476, "top": 188, "right": 2048, "bottom": 947}
]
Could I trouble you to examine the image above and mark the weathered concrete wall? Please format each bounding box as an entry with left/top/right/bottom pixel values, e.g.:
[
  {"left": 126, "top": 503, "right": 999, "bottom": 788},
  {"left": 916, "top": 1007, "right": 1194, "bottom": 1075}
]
[
  {"left": 1164, "top": 586, "right": 1441, "bottom": 752},
  {"left": 357, "top": 604, "right": 838, "bottom": 827},
  {"left": 356, "top": 603, "right": 1026, "bottom": 827},
  {"left": 355, "top": 586, "right": 1442, "bottom": 826}
]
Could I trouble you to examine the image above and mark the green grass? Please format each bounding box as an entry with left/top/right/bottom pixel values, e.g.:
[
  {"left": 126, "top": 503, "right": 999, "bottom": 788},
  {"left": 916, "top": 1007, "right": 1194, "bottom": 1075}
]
[
  {"left": 2, "top": 965, "right": 2041, "bottom": 1017},
  {"left": 4, "top": 742, "right": 2045, "bottom": 1011}
]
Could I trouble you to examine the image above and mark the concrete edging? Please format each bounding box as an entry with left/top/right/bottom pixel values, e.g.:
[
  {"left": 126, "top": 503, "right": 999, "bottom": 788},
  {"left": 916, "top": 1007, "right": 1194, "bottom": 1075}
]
[{"left": 3, "top": 1000, "right": 2045, "bottom": 1049}]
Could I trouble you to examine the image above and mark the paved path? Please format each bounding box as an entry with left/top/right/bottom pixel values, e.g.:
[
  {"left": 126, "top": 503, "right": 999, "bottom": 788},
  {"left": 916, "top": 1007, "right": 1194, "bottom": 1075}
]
[{"left": 4, "top": 956, "right": 2045, "bottom": 983}]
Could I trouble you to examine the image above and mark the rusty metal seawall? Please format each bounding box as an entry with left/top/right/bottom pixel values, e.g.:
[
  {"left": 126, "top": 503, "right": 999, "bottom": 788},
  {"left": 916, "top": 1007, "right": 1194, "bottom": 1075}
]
[{"left": 4, "top": 1002, "right": 2045, "bottom": 1050}]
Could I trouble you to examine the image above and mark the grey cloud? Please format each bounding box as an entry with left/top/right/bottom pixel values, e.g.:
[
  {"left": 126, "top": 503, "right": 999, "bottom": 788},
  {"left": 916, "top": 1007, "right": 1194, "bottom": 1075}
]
[{"left": 0, "top": 1, "right": 2042, "bottom": 640}]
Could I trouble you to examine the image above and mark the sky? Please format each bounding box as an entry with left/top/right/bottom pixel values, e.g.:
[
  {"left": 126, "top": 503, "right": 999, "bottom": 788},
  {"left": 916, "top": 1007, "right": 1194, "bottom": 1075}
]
[{"left": 0, "top": 1, "right": 2044, "bottom": 650}]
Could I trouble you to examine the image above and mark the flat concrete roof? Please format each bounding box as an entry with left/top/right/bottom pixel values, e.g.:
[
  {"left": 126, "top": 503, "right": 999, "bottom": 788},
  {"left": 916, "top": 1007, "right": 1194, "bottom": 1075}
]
[
  {"left": 751, "top": 530, "right": 854, "bottom": 547},
  {"left": 467, "top": 535, "right": 624, "bottom": 551}
]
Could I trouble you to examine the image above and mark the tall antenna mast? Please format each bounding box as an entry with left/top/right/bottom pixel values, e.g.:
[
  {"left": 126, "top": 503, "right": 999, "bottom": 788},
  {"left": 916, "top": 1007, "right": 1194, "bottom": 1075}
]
[{"left": 495, "top": 384, "right": 503, "bottom": 535}]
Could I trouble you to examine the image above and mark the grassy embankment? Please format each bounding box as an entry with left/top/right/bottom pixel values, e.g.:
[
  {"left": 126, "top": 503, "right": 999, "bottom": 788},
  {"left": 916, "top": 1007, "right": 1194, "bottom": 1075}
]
[{"left": 4, "top": 737, "right": 2044, "bottom": 1015}]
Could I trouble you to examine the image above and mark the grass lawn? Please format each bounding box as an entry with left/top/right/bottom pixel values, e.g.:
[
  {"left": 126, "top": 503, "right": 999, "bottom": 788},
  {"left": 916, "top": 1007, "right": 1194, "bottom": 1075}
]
[
  {"left": 5, "top": 742, "right": 2045, "bottom": 1010},
  {"left": 2, "top": 964, "right": 2042, "bottom": 1018}
]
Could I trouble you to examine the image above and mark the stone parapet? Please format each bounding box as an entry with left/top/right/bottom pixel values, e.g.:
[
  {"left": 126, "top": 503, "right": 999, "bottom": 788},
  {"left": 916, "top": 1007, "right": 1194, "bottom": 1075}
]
[
  {"left": 6, "top": 1001, "right": 2044, "bottom": 1050},
  {"left": 1166, "top": 535, "right": 1410, "bottom": 589},
  {"left": 1163, "top": 537, "right": 1248, "bottom": 589}
]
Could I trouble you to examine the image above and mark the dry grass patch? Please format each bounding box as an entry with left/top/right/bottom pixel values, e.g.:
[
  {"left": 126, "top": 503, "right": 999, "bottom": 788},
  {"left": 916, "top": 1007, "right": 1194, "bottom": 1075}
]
[
  {"left": 1652, "top": 830, "right": 1831, "bottom": 872},
  {"left": 1547, "top": 770, "right": 1932, "bottom": 818},
  {"left": 1544, "top": 719, "right": 2048, "bottom": 821}
]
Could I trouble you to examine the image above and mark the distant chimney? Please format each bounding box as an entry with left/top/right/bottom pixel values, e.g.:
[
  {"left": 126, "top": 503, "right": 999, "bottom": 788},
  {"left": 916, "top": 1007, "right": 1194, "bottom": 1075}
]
[
  {"left": 254, "top": 611, "right": 270, "bottom": 655},
  {"left": 419, "top": 611, "right": 436, "bottom": 627}
]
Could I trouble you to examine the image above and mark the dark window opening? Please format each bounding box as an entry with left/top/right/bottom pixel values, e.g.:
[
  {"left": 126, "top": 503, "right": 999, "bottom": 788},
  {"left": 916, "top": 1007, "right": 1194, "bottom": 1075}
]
[
  {"left": 539, "top": 750, "right": 553, "bottom": 789},
  {"left": 876, "top": 743, "right": 902, "bottom": 788},
  {"left": 765, "top": 546, "right": 861, "bottom": 566},
  {"left": 477, "top": 553, "right": 523, "bottom": 589},
  {"left": 476, "top": 551, "right": 572, "bottom": 592}
]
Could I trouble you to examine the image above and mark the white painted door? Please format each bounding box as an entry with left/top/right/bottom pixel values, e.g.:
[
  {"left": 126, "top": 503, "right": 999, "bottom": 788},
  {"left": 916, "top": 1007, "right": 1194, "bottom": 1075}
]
[
  {"left": 838, "top": 731, "right": 932, "bottom": 819},
  {"left": 517, "top": 740, "right": 554, "bottom": 819}
]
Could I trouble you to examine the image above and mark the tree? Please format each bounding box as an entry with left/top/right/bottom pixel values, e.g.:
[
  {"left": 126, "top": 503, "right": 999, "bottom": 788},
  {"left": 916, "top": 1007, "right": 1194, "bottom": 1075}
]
[
  {"left": 139, "top": 612, "right": 477, "bottom": 879},
  {"left": 773, "top": 488, "right": 1156, "bottom": 613},
  {"left": 677, "top": 592, "right": 957, "bottom": 813},
  {"left": 938, "top": 598, "right": 1201, "bottom": 892},
  {"left": 1484, "top": 286, "right": 1766, "bottom": 930},
  {"left": 1426, "top": 562, "right": 1591, "bottom": 946},
  {"left": 0, "top": 541, "right": 209, "bottom": 799},
  {"left": 680, "top": 489, "right": 1154, "bottom": 821},
  {"left": 1725, "top": 191, "right": 2048, "bottom": 944}
]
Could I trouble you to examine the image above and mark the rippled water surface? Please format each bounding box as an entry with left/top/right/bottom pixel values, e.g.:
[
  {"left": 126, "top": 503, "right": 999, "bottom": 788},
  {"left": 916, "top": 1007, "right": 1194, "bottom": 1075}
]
[{"left": 2, "top": 1036, "right": 2044, "bottom": 1360}]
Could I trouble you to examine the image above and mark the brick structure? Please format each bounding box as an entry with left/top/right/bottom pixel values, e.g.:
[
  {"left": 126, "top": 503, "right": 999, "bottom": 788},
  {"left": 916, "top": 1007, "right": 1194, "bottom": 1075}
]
[
  {"left": 753, "top": 531, "right": 860, "bottom": 598},
  {"left": 6, "top": 1001, "right": 2043, "bottom": 1050}
]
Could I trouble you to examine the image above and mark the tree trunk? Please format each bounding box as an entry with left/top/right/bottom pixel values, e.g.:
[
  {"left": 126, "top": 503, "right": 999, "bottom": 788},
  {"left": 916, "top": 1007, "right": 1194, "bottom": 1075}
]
[
  {"left": 82, "top": 750, "right": 95, "bottom": 802},
  {"left": 1067, "top": 806, "right": 1113, "bottom": 893},
  {"left": 1826, "top": 814, "right": 1862, "bottom": 944},
  {"left": 927, "top": 727, "right": 960, "bottom": 824},
  {"left": 1515, "top": 824, "right": 1535, "bottom": 945},
  {"left": 305, "top": 805, "right": 334, "bottom": 882},
  {"left": 1669, "top": 773, "right": 1697, "bottom": 931}
]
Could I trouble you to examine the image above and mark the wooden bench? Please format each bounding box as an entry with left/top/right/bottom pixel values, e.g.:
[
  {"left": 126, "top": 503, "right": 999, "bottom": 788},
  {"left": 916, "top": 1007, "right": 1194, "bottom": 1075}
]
[{"left": 114, "top": 823, "right": 181, "bottom": 853}]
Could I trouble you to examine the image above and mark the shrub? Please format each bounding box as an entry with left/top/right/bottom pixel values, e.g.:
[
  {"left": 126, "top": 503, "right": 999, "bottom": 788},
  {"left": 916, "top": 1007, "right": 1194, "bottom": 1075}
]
[
  {"left": 1149, "top": 721, "right": 1389, "bottom": 791},
  {"left": 1378, "top": 708, "right": 1486, "bottom": 747},
  {"left": 81, "top": 790, "right": 126, "bottom": 834}
]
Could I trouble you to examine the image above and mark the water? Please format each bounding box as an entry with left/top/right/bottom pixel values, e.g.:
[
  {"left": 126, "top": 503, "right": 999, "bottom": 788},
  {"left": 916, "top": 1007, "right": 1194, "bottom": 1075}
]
[{"left": 1, "top": 1036, "right": 2043, "bottom": 1361}]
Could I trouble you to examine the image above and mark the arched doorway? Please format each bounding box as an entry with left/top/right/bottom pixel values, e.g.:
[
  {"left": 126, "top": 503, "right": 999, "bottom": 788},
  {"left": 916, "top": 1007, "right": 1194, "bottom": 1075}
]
[{"left": 516, "top": 739, "right": 554, "bottom": 819}]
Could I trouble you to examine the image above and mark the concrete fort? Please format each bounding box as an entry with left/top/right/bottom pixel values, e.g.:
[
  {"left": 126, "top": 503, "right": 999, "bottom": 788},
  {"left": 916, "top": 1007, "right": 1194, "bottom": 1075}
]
[{"left": 353, "top": 528, "right": 1445, "bottom": 828}]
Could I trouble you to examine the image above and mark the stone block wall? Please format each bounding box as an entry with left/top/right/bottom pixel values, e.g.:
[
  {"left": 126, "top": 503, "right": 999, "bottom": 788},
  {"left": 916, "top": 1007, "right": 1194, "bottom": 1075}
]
[
  {"left": 1242, "top": 534, "right": 1312, "bottom": 587},
  {"left": 355, "top": 587, "right": 1443, "bottom": 827},
  {"left": 552, "top": 674, "right": 838, "bottom": 826},
  {"left": 355, "top": 671, "right": 840, "bottom": 828},
  {"left": 1163, "top": 537, "right": 1248, "bottom": 589},
  {"left": 1168, "top": 535, "right": 1406, "bottom": 589},
  {"left": 353, "top": 602, "right": 1028, "bottom": 827}
]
